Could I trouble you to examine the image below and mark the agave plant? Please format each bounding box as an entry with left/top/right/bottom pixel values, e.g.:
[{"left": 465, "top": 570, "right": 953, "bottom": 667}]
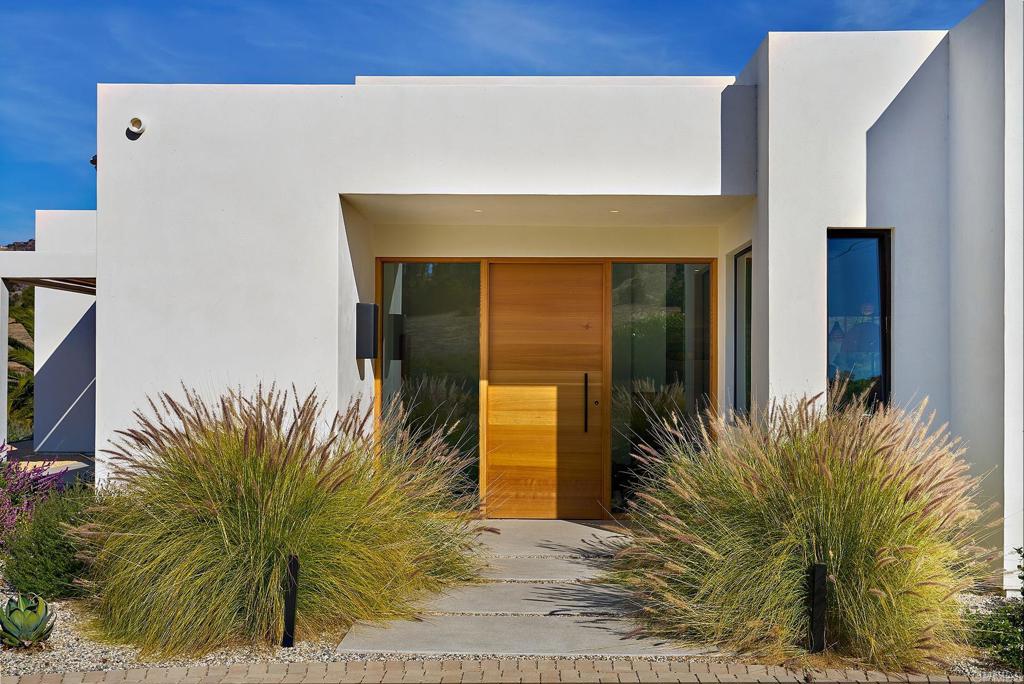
[{"left": 0, "top": 594, "right": 55, "bottom": 648}]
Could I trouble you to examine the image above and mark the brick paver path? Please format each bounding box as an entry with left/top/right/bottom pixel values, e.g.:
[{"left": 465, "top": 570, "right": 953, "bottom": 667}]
[{"left": 4, "top": 658, "right": 1009, "bottom": 683}]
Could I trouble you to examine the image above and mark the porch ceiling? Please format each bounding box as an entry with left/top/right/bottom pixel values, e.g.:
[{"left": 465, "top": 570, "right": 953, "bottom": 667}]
[{"left": 343, "top": 194, "right": 753, "bottom": 228}]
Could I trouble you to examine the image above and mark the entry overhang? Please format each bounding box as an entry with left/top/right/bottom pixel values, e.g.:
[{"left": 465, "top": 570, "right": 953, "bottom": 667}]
[
  {"left": 342, "top": 194, "right": 754, "bottom": 228},
  {"left": 0, "top": 252, "right": 96, "bottom": 295}
]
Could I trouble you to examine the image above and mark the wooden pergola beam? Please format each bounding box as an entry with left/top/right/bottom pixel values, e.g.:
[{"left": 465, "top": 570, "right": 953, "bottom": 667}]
[{"left": 2, "top": 277, "right": 96, "bottom": 296}]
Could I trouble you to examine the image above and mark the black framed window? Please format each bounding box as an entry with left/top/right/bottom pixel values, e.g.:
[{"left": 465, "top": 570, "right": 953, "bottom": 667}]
[
  {"left": 827, "top": 230, "right": 891, "bottom": 406},
  {"left": 734, "top": 247, "right": 752, "bottom": 414}
]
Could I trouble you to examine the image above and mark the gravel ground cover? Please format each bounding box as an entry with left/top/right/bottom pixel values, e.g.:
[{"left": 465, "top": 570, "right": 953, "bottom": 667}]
[{"left": 0, "top": 600, "right": 352, "bottom": 677}]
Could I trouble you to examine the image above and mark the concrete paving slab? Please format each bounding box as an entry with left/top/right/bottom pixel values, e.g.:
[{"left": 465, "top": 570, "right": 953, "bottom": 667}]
[
  {"left": 421, "top": 582, "right": 633, "bottom": 616},
  {"left": 476, "top": 520, "right": 626, "bottom": 558},
  {"left": 337, "top": 615, "right": 707, "bottom": 657},
  {"left": 481, "top": 556, "right": 606, "bottom": 582}
]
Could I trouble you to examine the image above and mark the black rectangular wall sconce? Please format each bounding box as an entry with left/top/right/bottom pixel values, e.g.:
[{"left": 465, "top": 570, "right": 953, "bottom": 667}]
[{"left": 355, "top": 303, "right": 378, "bottom": 359}]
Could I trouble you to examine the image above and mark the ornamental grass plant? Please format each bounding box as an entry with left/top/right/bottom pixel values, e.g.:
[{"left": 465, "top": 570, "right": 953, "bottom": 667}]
[
  {"left": 614, "top": 389, "right": 995, "bottom": 672},
  {"left": 78, "top": 386, "right": 480, "bottom": 657}
]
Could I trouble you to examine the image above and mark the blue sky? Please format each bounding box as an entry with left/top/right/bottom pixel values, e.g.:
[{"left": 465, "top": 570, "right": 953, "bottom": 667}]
[{"left": 0, "top": 0, "right": 984, "bottom": 243}]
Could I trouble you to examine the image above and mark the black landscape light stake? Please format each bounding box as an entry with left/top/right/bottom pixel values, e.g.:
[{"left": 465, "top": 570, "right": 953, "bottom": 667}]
[
  {"left": 282, "top": 555, "right": 299, "bottom": 648},
  {"left": 808, "top": 563, "right": 827, "bottom": 653}
]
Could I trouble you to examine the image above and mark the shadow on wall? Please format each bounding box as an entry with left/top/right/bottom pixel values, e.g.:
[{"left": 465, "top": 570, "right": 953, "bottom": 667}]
[
  {"left": 866, "top": 36, "right": 951, "bottom": 425},
  {"left": 342, "top": 199, "right": 375, "bottom": 389},
  {"left": 721, "top": 84, "right": 757, "bottom": 196},
  {"left": 34, "top": 303, "right": 96, "bottom": 453}
]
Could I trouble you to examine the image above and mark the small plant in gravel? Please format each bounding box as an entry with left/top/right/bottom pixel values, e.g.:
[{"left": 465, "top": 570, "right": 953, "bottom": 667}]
[
  {"left": 0, "top": 444, "right": 62, "bottom": 547},
  {"left": 969, "top": 548, "right": 1023, "bottom": 673},
  {"left": 614, "top": 389, "right": 995, "bottom": 671},
  {"left": 0, "top": 593, "right": 55, "bottom": 648},
  {"left": 3, "top": 484, "right": 94, "bottom": 598},
  {"left": 78, "top": 385, "right": 481, "bottom": 657}
]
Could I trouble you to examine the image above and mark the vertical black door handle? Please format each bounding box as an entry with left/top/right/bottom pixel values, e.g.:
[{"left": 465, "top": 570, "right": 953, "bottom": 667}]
[{"left": 583, "top": 373, "right": 589, "bottom": 432}]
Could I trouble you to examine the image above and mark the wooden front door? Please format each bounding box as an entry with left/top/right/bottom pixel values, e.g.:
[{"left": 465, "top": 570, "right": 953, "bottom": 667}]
[{"left": 483, "top": 262, "right": 607, "bottom": 519}]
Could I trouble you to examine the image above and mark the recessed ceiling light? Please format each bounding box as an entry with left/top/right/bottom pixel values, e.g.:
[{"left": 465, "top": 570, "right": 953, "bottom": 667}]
[
  {"left": 609, "top": 209, "right": 620, "bottom": 214},
  {"left": 473, "top": 209, "right": 484, "bottom": 213}
]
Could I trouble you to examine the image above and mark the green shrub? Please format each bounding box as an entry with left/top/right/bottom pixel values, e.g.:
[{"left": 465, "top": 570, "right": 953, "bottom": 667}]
[
  {"left": 3, "top": 484, "right": 93, "bottom": 598},
  {"left": 970, "top": 600, "right": 1023, "bottom": 673},
  {"left": 78, "top": 386, "right": 481, "bottom": 657},
  {"left": 969, "top": 548, "right": 1023, "bottom": 673},
  {"left": 614, "top": 391, "right": 993, "bottom": 671}
]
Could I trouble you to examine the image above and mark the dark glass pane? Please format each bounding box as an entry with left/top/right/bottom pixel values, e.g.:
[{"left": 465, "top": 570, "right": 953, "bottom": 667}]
[
  {"left": 827, "top": 237, "right": 884, "bottom": 405},
  {"left": 734, "top": 250, "right": 752, "bottom": 414},
  {"left": 611, "top": 263, "right": 711, "bottom": 510},
  {"left": 382, "top": 262, "right": 480, "bottom": 481}
]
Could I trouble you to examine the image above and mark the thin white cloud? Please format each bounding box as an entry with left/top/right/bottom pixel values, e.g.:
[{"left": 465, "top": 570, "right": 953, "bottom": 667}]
[
  {"left": 832, "top": 0, "right": 980, "bottom": 29},
  {"left": 101, "top": 11, "right": 202, "bottom": 79},
  {"left": 424, "top": 0, "right": 690, "bottom": 73}
]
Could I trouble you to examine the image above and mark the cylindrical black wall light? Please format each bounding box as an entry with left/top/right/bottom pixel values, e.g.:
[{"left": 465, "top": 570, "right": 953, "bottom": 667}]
[{"left": 355, "top": 303, "right": 378, "bottom": 359}]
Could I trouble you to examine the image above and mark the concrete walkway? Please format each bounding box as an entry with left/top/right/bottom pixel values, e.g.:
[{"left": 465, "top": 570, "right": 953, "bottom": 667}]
[{"left": 338, "top": 520, "right": 709, "bottom": 658}]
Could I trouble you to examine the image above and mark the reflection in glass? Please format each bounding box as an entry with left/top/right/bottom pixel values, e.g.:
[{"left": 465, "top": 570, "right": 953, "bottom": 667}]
[
  {"left": 611, "top": 263, "right": 712, "bottom": 510},
  {"left": 827, "top": 235, "right": 887, "bottom": 406},
  {"left": 734, "top": 249, "right": 752, "bottom": 415},
  {"left": 382, "top": 262, "right": 481, "bottom": 480}
]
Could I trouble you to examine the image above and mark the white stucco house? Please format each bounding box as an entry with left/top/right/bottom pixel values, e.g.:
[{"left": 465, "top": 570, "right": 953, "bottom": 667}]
[{"left": 1, "top": 0, "right": 1021, "bottom": 589}]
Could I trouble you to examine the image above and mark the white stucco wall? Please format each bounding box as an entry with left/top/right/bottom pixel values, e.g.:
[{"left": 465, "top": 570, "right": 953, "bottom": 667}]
[
  {"left": 338, "top": 200, "right": 375, "bottom": 410},
  {"left": 736, "top": 41, "right": 770, "bottom": 410},
  {"left": 84, "top": 3, "right": 1021, "bottom": 580},
  {"left": 1002, "top": 0, "right": 1024, "bottom": 592},
  {"left": 949, "top": 0, "right": 1023, "bottom": 590},
  {"left": 759, "top": 30, "right": 948, "bottom": 402},
  {"left": 94, "top": 80, "right": 754, "bottom": 481},
  {"left": 736, "top": 3, "right": 1022, "bottom": 585},
  {"left": 717, "top": 203, "right": 756, "bottom": 413},
  {"left": 33, "top": 210, "right": 97, "bottom": 453},
  {"left": 866, "top": 38, "right": 951, "bottom": 422}
]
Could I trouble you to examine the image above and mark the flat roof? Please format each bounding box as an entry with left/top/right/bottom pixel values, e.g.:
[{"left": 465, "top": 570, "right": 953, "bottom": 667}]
[{"left": 354, "top": 76, "right": 736, "bottom": 87}]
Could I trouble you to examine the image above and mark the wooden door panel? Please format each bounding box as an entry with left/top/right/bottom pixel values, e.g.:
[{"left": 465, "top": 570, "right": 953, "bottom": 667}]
[
  {"left": 484, "top": 262, "right": 606, "bottom": 519},
  {"left": 486, "top": 347, "right": 603, "bottom": 371}
]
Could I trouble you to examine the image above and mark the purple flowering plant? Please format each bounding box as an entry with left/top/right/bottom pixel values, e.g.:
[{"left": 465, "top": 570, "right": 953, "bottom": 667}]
[{"left": 0, "top": 443, "right": 62, "bottom": 547}]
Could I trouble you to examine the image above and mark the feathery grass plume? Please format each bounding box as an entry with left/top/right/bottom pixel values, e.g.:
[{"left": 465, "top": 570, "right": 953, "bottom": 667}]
[
  {"left": 613, "top": 387, "right": 994, "bottom": 671},
  {"left": 397, "top": 375, "right": 480, "bottom": 489},
  {"left": 78, "top": 385, "right": 481, "bottom": 657}
]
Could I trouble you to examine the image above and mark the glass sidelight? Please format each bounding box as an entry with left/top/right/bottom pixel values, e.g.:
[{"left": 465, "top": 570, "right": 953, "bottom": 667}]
[
  {"left": 381, "top": 261, "right": 481, "bottom": 480},
  {"left": 610, "top": 262, "right": 712, "bottom": 510}
]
